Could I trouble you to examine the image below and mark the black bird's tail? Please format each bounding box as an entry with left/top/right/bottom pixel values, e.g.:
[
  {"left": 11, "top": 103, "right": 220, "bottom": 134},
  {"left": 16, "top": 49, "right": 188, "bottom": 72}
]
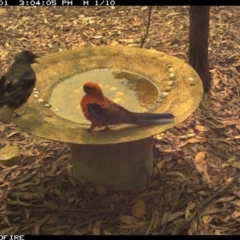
[{"left": 0, "top": 105, "right": 14, "bottom": 124}]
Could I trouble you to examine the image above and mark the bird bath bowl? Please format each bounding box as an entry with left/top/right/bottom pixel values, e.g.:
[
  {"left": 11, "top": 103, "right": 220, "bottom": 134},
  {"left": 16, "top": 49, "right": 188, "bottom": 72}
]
[{"left": 13, "top": 46, "right": 203, "bottom": 191}]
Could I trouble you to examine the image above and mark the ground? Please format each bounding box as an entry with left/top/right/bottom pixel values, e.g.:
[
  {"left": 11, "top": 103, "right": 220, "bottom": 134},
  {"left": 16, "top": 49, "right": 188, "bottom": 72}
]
[{"left": 0, "top": 6, "right": 240, "bottom": 235}]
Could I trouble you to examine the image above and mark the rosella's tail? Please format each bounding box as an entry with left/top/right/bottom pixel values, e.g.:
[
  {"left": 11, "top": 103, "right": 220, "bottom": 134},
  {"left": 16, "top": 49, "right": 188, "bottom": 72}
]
[{"left": 133, "top": 112, "right": 175, "bottom": 124}]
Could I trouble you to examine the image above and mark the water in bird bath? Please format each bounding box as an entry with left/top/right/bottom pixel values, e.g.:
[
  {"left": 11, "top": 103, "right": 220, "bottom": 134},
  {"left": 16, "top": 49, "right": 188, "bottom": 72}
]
[{"left": 49, "top": 69, "right": 161, "bottom": 124}]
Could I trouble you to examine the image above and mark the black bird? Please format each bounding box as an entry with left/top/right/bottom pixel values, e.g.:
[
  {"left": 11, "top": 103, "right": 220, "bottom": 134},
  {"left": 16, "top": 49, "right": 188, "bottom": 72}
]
[{"left": 0, "top": 51, "right": 40, "bottom": 123}]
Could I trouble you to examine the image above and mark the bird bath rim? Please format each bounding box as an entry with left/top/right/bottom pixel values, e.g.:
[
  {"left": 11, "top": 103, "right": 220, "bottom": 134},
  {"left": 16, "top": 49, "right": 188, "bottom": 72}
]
[{"left": 12, "top": 46, "right": 203, "bottom": 145}]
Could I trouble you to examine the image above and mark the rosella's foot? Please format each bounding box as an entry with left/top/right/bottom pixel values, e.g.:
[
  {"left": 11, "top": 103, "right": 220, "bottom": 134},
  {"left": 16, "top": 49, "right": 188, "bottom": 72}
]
[{"left": 101, "top": 126, "right": 109, "bottom": 131}]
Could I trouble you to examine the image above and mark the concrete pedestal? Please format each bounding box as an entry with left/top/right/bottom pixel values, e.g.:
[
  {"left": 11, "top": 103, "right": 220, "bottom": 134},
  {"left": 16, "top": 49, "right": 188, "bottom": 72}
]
[{"left": 70, "top": 138, "right": 153, "bottom": 191}]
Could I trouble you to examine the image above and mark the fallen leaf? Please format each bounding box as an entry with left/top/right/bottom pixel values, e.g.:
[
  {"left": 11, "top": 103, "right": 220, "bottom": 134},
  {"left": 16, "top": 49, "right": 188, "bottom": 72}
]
[
  {"left": 118, "top": 38, "right": 134, "bottom": 43},
  {"left": 231, "top": 200, "right": 240, "bottom": 208},
  {"left": 95, "top": 185, "right": 108, "bottom": 195},
  {"left": 92, "top": 35, "right": 103, "bottom": 39},
  {"left": 72, "top": 229, "right": 83, "bottom": 235},
  {"left": 118, "top": 215, "right": 135, "bottom": 225},
  {"left": 221, "top": 216, "right": 231, "bottom": 222},
  {"left": 215, "top": 196, "right": 236, "bottom": 203},
  {"left": 103, "top": 230, "right": 112, "bottom": 235},
  {"left": 110, "top": 40, "right": 119, "bottom": 46},
  {"left": 195, "top": 125, "right": 209, "bottom": 132},
  {"left": 230, "top": 162, "right": 240, "bottom": 169},
  {"left": 44, "top": 18, "right": 49, "bottom": 24},
  {"left": 215, "top": 229, "right": 222, "bottom": 235},
  {"left": 202, "top": 170, "right": 211, "bottom": 184},
  {"left": 185, "top": 201, "right": 196, "bottom": 220},
  {"left": 187, "top": 138, "right": 203, "bottom": 143},
  {"left": 141, "top": 6, "right": 148, "bottom": 10},
  {"left": 0, "top": 226, "right": 18, "bottom": 235},
  {"left": 232, "top": 211, "right": 240, "bottom": 219},
  {"left": 132, "top": 198, "right": 146, "bottom": 218},
  {"left": 153, "top": 161, "right": 165, "bottom": 176},
  {"left": 202, "top": 215, "right": 212, "bottom": 224},
  {"left": 2, "top": 216, "right": 10, "bottom": 227},
  {"left": 195, "top": 152, "right": 206, "bottom": 163},
  {"left": 92, "top": 220, "right": 102, "bottom": 235},
  {"left": 118, "top": 222, "right": 148, "bottom": 229},
  {"left": 233, "top": 190, "right": 240, "bottom": 198},
  {"left": 200, "top": 208, "right": 225, "bottom": 216},
  {"left": 161, "top": 211, "right": 185, "bottom": 225},
  {"left": 162, "top": 154, "right": 173, "bottom": 162},
  {"left": 34, "top": 215, "right": 51, "bottom": 235}
]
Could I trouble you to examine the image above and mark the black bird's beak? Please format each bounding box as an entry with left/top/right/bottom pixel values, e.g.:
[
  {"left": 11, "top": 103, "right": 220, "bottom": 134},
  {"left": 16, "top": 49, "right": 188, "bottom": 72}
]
[{"left": 33, "top": 54, "right": 41, "bottom": 64}]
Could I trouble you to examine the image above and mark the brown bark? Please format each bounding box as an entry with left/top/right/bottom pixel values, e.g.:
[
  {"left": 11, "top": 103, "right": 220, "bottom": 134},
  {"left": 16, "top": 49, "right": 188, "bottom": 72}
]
[{"left": 189, "top": 6, "right": 210, "bottom": 92}]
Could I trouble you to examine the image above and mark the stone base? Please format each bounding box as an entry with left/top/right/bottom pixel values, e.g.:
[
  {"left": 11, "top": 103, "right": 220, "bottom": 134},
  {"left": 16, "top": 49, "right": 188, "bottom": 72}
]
[{"left": 70, "top": 138, "right": 153, "bottom": 192}]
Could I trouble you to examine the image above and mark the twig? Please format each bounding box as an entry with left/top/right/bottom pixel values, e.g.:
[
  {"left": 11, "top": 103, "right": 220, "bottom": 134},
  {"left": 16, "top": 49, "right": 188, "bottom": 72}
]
[
  {"left": 145, "top": 211, "right": 155, "bottom": 235},
  {"left": 159, "top": 183, "right": 186, "bottom": 234},
  {"left": 140, "top": 6, "right": 153, "bottom": 48},
  {"left": 219, "top": 24, "right": 240, "bottom": 45},
  {"left": 171, "top": 173, "right": 240, "bottom": 235},
  {"left": 218, "top": 22, "right": 230, "bottom": 48},
  {"left": 7, "top": 192, "right": 45, "bottom": 200}
]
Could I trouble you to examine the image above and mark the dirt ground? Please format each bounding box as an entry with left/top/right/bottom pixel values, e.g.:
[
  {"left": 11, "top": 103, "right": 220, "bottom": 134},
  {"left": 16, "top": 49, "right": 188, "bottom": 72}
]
[{"left": 0, "top": 6, "right": 240, "bottom": 235}]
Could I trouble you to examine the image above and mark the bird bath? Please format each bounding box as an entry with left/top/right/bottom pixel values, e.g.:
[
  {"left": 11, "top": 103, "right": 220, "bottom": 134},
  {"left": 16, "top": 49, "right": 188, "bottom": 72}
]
[{"left": 13, "top": 46, "right": 203, "bottom": 191}]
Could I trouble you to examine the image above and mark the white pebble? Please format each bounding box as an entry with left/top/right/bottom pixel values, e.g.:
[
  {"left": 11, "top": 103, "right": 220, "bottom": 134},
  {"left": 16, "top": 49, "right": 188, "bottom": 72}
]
[
  {"left": 44, "top": 103, "right": 51, "bottom": 108},
  {"left": 33, "top": 87, "right": 37, "bottom": 91},
  {"left": 165, "top": 87, "right": 172, "bottom": 91},
  {"left": 161, "top": 92, "right": 168, "bottom": 98},
  {"left": 168, "top": 68, "right": 174, "bottom": 73},
  {"left": 189, "top": 78, "right": 196, "bottom": 86},
  {"left": 113, "top": 98, "right": 124, "bottom": 104},
  {"left": 73, "top": 89, "right": 81, "bottom": 94},
  {"left": 168, "top": 81, "right": 174, "bottom": 86},
  {"left": 110, "top": 86, "right": 117, "bottom": 91},
  {"left": 38, "top": 98, "right": 44, "bottom": 103},
  {"left": 54, "top": 108, "right": 60, "bottom": 112},
  {"left": 155, "top": 134, "right": 163, "bottom": 140},
  {"left": 33, "top": 91, "right": 39, "bottom": 94},
  {"left": 169, "top": 73, "right": 175, "bottom": 78},
  {"left": 115, "top": 91, "right": 124, "bottom": 97},
  {"left": 33, "top": 94, "right": 39, "bottom": 98}
]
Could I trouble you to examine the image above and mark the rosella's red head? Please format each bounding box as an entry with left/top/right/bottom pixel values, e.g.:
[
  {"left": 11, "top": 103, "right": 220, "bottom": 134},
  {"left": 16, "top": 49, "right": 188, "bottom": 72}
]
[{"left": 83, "top": 82, "right": 103, "bottom": 97}]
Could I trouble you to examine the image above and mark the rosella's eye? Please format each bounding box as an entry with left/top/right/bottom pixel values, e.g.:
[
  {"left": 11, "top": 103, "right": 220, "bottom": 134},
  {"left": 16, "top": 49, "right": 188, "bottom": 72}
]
[{"left": 84, "top": 86, "right": 89, "bottom": 92}]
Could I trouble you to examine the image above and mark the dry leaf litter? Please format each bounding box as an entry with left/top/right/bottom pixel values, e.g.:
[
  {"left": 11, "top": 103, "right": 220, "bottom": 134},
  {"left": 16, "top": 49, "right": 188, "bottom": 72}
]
[{"left": 0, "top": 6, "right": 240, "bottom": 235}]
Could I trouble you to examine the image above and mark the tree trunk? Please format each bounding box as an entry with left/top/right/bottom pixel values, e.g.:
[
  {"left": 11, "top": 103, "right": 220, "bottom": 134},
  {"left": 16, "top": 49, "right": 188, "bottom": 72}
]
[{"left": 189, "top": 6, "right": 210, "bottom": 92}]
